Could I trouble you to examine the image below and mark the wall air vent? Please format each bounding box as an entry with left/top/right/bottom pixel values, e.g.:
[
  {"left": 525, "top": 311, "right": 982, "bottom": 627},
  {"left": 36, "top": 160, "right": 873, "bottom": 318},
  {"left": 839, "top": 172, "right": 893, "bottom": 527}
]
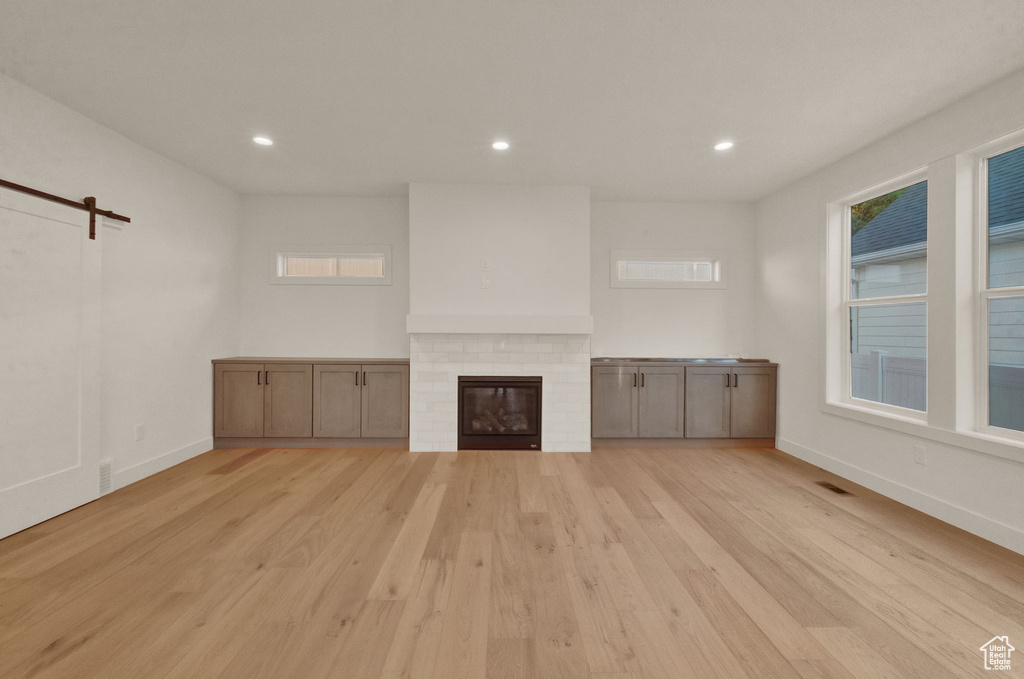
[{"left": 99, "top": 459, "right": 112, "bottom": 495}]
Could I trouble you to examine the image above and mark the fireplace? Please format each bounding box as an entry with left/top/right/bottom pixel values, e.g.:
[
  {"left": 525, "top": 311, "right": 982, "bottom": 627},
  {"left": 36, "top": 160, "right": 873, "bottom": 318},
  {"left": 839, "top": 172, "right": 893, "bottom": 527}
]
[{"left": 457, "top": 376, "right": 542, "bottom": 450}]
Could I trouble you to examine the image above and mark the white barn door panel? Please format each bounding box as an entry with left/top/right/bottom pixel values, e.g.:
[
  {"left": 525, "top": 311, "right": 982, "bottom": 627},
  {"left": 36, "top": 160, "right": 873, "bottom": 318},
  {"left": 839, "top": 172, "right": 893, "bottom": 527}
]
[{"left": 0, "top": 191, "right": 102, "bottom": 539}]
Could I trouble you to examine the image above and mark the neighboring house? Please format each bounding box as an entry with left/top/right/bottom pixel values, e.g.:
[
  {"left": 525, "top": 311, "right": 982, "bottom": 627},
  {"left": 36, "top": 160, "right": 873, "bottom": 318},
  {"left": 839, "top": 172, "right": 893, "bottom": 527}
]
[{"left": 849, "top": 145, "right": 1024, "bottom": 421}]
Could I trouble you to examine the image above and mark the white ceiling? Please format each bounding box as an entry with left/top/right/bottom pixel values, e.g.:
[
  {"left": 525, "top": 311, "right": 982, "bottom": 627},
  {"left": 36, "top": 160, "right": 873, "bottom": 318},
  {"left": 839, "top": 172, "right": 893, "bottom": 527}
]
[{"left": 2, "top": 0, "right": 1024, "bottom": 202}]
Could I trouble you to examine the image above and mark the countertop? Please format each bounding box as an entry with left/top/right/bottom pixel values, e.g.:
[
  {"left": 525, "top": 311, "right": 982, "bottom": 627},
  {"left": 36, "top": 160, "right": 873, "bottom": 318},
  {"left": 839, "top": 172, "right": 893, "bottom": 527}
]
[
  {"left": 212, "top": 357, "right": 410, "bottom": 365},
  {"left": 592, "top": 357, "right": 777, "bottom": 366}
]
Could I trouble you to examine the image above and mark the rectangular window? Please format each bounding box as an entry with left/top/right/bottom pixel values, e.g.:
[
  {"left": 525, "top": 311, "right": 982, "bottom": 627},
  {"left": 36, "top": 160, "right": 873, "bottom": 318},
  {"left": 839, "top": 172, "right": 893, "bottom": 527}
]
[
  {"left": 825, "top": 133, "right": 1024, "bottom": 459},
  {"left": 610, "top": 250, "right": 724, "bottom": 289},
  {"left": 282, "top": 254, "right": 385, "bottom": 278},
  {"left": 843, "top": 178, "right": 928, "bottom": 412},
  {"left": 617, "top": 260, "right": 713, "bottom": 282},
  {"left": 988, "top": 296, "right": 1024, "bottom": 433},
  {"left": 271, "top": 245, "right": 392, "bottom": 286},
  {"left": 850, "top": 302, "right": 927, "bottom": 411},
  {"left": 987, "top": 145, "right": 1024, "bottom": 289},
  {"left": 983, "top": 143, "right": 1024, "bottom": 434}
]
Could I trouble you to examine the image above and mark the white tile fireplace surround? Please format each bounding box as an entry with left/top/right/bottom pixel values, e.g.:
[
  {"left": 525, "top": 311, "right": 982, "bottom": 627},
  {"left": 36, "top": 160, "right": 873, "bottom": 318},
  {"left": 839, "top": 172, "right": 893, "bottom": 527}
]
[{"left": 409, "top": 333, "right": 591, "bottom": 452}]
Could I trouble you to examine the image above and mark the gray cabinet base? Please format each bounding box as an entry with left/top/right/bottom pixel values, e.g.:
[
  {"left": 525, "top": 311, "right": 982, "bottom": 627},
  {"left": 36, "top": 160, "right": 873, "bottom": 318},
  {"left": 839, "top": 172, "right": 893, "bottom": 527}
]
[
  {"left": 214, "top": 437, "right": 408, "bottom": 449},
  {"left": 592, "top": 437, "right": 775, "bottom": 449}
]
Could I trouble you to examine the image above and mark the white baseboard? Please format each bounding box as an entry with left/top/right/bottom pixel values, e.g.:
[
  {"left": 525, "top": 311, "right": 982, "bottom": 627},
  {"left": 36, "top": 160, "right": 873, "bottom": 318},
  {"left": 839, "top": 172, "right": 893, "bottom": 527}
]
[
  {"left": 112, "top": 437, "right": 213, "bottom": 491},
  {"left": 777, "top": 438, "right": 1024, "bottom": 556}
]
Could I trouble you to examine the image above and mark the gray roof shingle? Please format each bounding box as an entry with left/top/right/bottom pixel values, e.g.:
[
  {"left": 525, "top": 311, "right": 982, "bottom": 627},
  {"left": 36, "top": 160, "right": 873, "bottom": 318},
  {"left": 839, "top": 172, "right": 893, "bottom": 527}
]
[
  {"left": 851, "top": 181, "right": 927, "bottom": 257},
  {"left": 989, "top": 143, "right": 1024, "bottom": 229},
  {"left": 852, "top": 145, "right": 1024, "bottom": 258}
]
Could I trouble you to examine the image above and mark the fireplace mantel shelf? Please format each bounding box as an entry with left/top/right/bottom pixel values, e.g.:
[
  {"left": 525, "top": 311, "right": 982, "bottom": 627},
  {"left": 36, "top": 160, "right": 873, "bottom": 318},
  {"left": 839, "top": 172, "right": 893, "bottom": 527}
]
[{"left": 407, "top": 314, "right": 593, "bottom": 335}]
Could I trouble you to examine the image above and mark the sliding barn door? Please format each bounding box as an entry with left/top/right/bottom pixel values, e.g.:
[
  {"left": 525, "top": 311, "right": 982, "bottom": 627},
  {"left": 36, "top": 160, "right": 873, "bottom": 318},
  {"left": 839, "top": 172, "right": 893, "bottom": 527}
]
[{"left": 0, "top": 191, "right": 102, "bottom": 539}]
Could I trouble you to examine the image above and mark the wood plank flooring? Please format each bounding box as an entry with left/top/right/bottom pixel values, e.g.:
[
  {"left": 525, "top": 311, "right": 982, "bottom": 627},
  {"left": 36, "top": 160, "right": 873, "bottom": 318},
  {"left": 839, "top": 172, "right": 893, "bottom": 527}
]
[{"left": 0, "top": 444, "right": 1022, "bottom": 678}]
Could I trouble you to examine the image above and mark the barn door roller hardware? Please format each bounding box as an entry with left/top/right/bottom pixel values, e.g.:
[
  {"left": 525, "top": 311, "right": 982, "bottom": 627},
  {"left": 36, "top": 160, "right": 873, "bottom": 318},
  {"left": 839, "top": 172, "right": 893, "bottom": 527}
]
[{"left": 0, "top": 177, "right": 131, "bottom": 239}]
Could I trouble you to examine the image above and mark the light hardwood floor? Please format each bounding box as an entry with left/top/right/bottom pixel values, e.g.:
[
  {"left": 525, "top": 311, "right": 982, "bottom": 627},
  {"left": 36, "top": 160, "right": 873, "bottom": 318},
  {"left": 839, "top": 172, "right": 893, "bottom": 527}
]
[{"left": 0, "top": 444, "right": 1022, "bottom": 678}]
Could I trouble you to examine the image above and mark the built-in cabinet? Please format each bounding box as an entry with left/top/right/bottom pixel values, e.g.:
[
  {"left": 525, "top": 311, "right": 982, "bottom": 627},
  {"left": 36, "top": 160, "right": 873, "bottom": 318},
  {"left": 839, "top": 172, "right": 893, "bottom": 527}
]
[
  {"left": 684, "top": 366, "right": 776, "bottom": 438},
  {"left": 312, "top": 363, "right": 411, "bottom": 438},
  {"left": 591, "top": 365, "right": 685, "bottom": 438},
  {"left": 214, "top": 362, "right": 314, "bottom": 438},
  {"left": 592, "top": 360, "right": 776, "bottom": 440},
  {"left": 214, "top": 358, "right": 409, "bottom": 444}
]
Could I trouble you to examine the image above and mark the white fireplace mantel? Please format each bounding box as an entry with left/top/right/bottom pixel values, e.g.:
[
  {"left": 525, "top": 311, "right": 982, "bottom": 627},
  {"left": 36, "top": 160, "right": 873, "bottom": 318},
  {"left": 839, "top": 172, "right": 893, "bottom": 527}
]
[{"left": 406, "top": 314, "right": 593, "bottom": 335}]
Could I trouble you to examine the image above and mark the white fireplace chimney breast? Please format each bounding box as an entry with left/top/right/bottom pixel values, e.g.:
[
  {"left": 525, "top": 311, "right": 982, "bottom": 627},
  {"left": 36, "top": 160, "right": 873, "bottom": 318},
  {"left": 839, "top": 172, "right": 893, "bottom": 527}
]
[
  {"left": 409, "top": 183, "right": 591, "bottom": 327},
  {"left": 407, "top": 183, "right": 592, "bottom": 452}
]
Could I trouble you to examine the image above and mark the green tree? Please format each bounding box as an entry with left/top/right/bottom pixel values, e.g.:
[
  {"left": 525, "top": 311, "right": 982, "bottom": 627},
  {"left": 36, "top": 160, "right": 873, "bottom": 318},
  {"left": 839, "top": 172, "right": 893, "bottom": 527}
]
[{"left": 851, "top": 188, "right": 907, "bottom": 235}]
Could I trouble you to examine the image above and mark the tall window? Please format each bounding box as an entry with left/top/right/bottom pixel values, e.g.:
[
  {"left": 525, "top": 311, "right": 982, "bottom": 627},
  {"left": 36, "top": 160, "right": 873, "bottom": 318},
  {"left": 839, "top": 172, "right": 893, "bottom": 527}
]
[
  {"left": 983, "top": 143, "right": 1024, "bottom": 433},
  {"left": 846, "top": 179, "right": 928, "bottom": 411}
]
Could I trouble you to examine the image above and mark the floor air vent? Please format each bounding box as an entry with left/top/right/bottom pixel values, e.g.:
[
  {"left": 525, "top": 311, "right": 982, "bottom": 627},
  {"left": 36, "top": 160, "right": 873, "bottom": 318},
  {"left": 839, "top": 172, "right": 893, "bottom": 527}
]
[
  {"left": 99, "top": 459, "right": 112, "bottom": 495},
  {"left": 816, "top": 481, "right": 853, "bottom": 496}
]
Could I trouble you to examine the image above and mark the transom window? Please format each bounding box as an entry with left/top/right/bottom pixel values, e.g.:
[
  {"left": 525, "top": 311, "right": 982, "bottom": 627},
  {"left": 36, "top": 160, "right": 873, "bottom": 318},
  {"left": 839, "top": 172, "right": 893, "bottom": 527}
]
[
  {"left": 617, "top": 260, "right": 713, "bottom": 282},
  {"left": 610, "top": 250, "right": 725, "bottom": 289},
  {"left": 271, "top": 245, "right": 392, "bottom": 286},
  {"left": 282, "top": 254, "right": 385, "bottom": 278}
]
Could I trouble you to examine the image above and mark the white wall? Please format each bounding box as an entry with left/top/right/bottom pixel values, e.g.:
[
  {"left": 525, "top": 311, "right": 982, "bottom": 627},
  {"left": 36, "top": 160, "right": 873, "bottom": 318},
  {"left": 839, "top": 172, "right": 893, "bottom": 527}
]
[
  {"left": 754, "top": 68, "right": 1024, "bottom": 553},
  {"left": 591, "top": 201, "right": 757, "bottom": 357},
  {"left": 0, "top": 73, "right": 241, "bottom": 488},
  {"left": 409, "top": 184, "right": 590, "bottom": 319},
  {"left": 238, "top": 196, "right": 410, "bottom": 358}
]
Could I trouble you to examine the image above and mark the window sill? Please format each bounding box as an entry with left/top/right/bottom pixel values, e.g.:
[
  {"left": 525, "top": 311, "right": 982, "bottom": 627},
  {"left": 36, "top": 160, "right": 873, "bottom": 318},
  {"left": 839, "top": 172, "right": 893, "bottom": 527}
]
[{"left": 821, "top": 400, "right": 1024, "bottom": 465}]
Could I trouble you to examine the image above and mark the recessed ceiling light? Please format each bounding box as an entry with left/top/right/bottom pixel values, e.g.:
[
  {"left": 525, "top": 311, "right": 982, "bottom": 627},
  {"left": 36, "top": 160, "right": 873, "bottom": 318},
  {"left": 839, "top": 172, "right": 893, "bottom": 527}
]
[
  {"left": 714, "top": 141, "right": 734, "bottom": 151},
  {"left": 253, "top": 136, "right": 274, "bottom": 146},
  {"left": 492, "top": 140, "right": 510, "bottom": 150}
]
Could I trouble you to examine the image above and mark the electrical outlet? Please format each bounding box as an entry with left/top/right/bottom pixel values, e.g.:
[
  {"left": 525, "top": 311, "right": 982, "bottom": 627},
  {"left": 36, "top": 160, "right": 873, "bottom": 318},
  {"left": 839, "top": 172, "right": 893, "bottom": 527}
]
[
  {"left": 481, "top": 259, "right": 490, "bottom": 271},
  {"left": 134, "top": 423, "right": 145, "bottom": 442},
  {"left": 481, "top": 275, "right": 492, "bottom": 289},
  {"left": 913, "top": 443, "right": 926, "bottom": 466}
]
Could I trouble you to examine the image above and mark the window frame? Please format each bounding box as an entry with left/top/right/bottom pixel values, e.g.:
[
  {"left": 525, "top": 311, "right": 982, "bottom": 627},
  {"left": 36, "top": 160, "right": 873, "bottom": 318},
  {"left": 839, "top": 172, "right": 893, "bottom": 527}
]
[
  {"left": 609, "top": 249, "right": 726, "bottom": 289},
  {"left": 827, "top": 167, "right": 929, "bottom": 421},
  {"left": 974, "top": 137, "right": 1024, "bottom": 441},
  {"left": 821, "top": 132, "right": 1024, "bottom": 466},
  {"left": 269, "top": 243, "right": 393, "bottom": 286}
]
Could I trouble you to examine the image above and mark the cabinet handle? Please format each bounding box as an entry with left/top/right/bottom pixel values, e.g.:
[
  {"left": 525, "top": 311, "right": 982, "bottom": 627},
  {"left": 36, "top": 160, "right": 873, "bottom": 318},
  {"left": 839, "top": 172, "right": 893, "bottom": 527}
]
[
  {"left": 641, "top": 373, "right": 645, "bottom": 387},
  {"left": 362, "top": 371, "right": 366, "bottom": 386},
  {"left": 355, "top": 370, "right": 359, "bottom": 386},
  {"left": 733, "top": 374, "right": 738, "bottom": 387},
  {"left": 725, "top": 373, "right": 730, "bottom": 388},
  {"left": 257, "top": 370, "right": 261, "bottom": 385},
  {"left": 265, "top": 370, "right": 270, "bottom": 384},
  {"left": 633, "top": 373, "right": 637, "bottom": 388}
]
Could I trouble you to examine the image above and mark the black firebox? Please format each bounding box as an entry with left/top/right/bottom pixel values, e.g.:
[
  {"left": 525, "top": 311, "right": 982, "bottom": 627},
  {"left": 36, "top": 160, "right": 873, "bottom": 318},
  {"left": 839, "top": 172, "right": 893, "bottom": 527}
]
[{"left": 457, "top": 376, "right": 542, "bottom": 450}]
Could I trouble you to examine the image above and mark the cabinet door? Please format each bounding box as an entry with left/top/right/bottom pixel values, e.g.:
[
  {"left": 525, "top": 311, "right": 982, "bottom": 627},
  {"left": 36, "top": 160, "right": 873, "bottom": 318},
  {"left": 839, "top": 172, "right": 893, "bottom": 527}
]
[
  {"left": 360, "top": 365, "right": 410, "bottom": 438},
  {"left": 684, "top": 367, "right": 731, "bottom": 438},
  {"left": 214, "top": 363, "right": 265, "bottom": 437},
  {"left": 730, "top": 367, "right": 777, "bottom": 438},
  {"left": 263, "top": 364, "right": 313, "bottom": 437},
  {"left": 591, "top": 366, "right": 639, "bottom": 437},
  {"left": 313, "top": 364, "right": 362, "bottom": 437},
  {"left": 638, "top": 366, "right": 685, "bottom": 438}
]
